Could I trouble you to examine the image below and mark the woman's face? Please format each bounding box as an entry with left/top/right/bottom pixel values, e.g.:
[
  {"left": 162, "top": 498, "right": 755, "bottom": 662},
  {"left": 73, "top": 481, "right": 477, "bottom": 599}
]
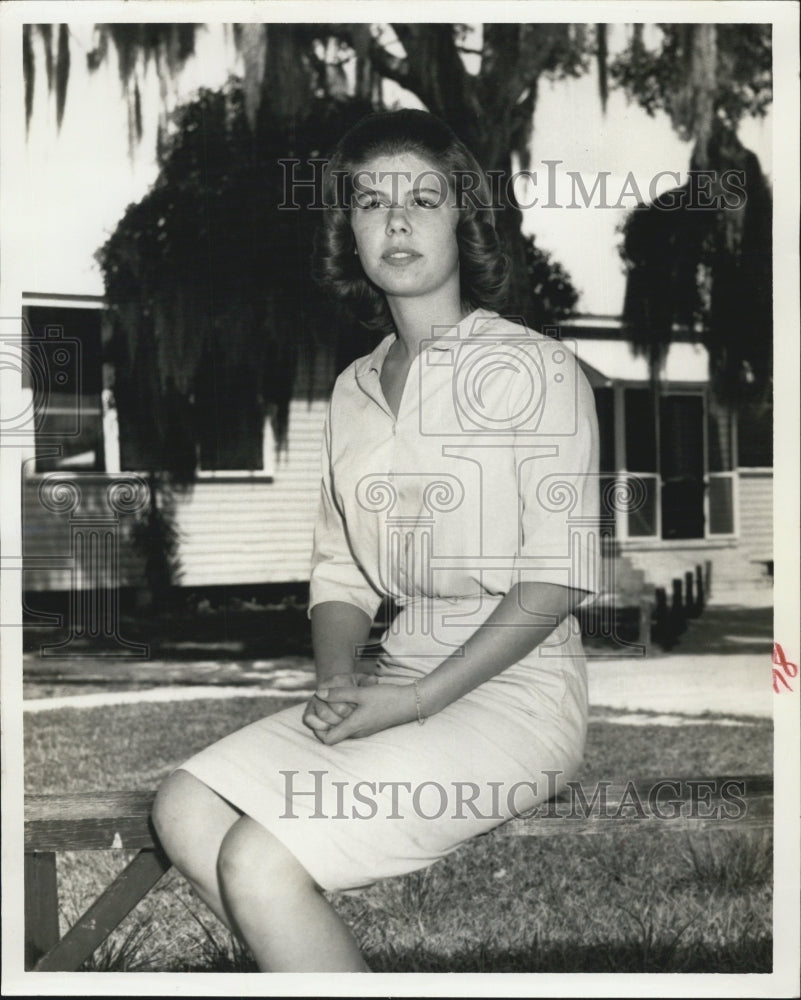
[{"left": 349, "top": 151, "right": 461, "bottom": 305}]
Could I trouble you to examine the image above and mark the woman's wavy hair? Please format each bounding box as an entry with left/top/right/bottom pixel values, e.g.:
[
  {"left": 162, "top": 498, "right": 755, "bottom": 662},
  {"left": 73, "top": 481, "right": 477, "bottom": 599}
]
[{"left": 312, "top": 109, "right": 510, "bottom": 334}]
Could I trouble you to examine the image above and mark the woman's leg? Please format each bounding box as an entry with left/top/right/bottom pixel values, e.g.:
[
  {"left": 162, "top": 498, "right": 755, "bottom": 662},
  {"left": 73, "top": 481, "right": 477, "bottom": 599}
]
[
  {"left": 151, "top": 769, "right": 240, "bottom": 930},
  {"left": 217, "top": 816, "right": 369, "bottom": 972}
]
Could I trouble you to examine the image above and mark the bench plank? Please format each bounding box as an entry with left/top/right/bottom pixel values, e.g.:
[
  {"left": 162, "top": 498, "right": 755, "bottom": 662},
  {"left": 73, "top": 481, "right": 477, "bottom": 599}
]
[{"left": 26, "top": 791, "right": 157, "bottom": 851}]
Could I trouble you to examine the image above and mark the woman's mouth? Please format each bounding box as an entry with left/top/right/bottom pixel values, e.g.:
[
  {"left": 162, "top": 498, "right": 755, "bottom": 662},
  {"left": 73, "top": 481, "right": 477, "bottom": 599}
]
[{"left": 381, "top": 249, "right": 422, "bottom": 266}]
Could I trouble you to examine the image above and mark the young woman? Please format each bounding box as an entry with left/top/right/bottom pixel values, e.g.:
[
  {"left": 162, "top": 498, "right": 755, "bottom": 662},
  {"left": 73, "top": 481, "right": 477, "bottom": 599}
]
[{"left": 152, "top": 109, "right": 599, "bottom": 973}]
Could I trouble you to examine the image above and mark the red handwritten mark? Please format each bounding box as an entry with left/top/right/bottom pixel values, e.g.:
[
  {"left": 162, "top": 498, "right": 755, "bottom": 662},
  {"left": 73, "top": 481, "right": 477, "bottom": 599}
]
[{"left": 772, "top": 642, "right": 798, "bottom": 693}]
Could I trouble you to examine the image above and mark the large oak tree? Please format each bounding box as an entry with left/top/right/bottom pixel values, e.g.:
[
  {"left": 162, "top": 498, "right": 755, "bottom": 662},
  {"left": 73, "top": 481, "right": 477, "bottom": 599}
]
[{"left": 23, "top": 22, "right": 773, "bottom": 595}]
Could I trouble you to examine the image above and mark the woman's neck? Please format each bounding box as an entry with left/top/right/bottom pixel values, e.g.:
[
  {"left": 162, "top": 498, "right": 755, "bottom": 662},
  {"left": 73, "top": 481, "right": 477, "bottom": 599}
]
[{"left": 386, "top": 292, "right": 470, "bottom": 360}]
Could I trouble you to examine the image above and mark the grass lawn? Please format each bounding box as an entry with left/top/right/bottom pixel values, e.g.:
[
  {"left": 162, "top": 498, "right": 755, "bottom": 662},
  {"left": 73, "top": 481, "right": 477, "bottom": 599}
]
[{"left": 24, "top": 696, "right": 773, "bottom": 974}]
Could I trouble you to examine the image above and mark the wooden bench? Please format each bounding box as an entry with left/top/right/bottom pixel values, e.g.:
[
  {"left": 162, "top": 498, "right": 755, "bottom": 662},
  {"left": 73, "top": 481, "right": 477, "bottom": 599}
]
[{"left": 24, "top": 775, "right": 773, "bottom": 972}]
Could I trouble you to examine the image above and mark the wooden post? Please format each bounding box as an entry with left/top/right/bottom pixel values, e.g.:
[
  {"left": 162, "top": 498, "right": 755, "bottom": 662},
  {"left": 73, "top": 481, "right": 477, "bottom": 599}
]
[
  {"left": 704, "top": 559, "right": 713, "bottom": 600},
  {"left": 24, "top": 852, "right": 60, "bottom": 970},
  {"left": 637, "top": 597, "right": 652, "bottom": 648},
  {"left": 685, "top": 570, "right": 698, "bottom": 618},
  {"left": 671, "top": 578, "right": 686, "bottom": 639},
  {"left": 695, "top": 564, "right": 705, "bottom": 614},
  {"left": 653, "top": 587, "right": 668, "bottom": 648}
]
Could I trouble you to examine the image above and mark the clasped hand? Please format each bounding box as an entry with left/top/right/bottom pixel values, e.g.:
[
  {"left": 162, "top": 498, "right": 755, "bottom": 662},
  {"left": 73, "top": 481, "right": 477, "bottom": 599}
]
[{"left": 302, "top": 672, "right": 416, "bottom": 745}]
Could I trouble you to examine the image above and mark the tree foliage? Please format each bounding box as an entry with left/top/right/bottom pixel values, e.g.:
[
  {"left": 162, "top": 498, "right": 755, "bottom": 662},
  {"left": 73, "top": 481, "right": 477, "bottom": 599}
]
[
  {"left": 26, "top": 19, "right": 773, "bottom": 471},
  {"left": 614, "top": 25, "right": 773, "bottom": 407},
  {"left": 522, "top": 237, "right": 579, "bottom": 328},
  {"left": 97, "top": 81, "right": 374, "bottom": 479},
  {"left": 26, "top": 22, "right": 596, "bottom": 321},
  {"left": 23, "top": 24, "right": 71, "bottom": 129},
  {"left": 620, "top": 121, "right": 772, "bottom": 404},
  {"left": 610, "top": 23, "right": 772, "bottom": 160}
]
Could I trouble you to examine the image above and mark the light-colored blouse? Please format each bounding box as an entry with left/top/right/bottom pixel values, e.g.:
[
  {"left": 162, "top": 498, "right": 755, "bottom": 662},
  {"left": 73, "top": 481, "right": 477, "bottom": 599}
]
[{"left": 308, "top": 308, "right": 600, "bottom": 625}]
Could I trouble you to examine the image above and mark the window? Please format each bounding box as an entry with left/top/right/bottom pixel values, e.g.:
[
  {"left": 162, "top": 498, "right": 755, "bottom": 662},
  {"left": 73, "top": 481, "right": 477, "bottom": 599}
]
[
  {"left": 197, "top": 410, "right": 277, "bottom": 478},
  {"left": 22, "top": 306, "right": 105, "bottom": 473},
  {"left": 707, "top": 393, "right": 736, "bottom": 535},
  {"left": 593, "top": 388, "right": 617, "bottom": 528},
  {"left": 23, "top": 303, "right": 278, "bottom": 480},
  {"left": 627, "top": 477, "right": 659, "bottom": 538},
  {"left": 111, "top": 343, "right": 275, "bottom": 479},
  {"left": 625, "top": 389, "right": 657, "bottom": 473},
  {"left": 610, "top": 385, "right": 736, "bottom": 542},
  {"left": 659, "top": 394, "right": 705, "bottom": 539},
  {"left": 624, "top": 388, "right": 658, "bottom": 537},
  {"left": 194, "top": 362, "right": 266, "bottom": 471},
  {"left": 593, "top": 387, "right": 615, "bottom": 475}
]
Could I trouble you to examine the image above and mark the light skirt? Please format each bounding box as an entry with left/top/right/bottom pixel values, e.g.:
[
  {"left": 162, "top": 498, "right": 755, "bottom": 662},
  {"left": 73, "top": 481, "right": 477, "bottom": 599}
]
[{"left": 177, "top": 596, "right": 588, "bottom": 892}]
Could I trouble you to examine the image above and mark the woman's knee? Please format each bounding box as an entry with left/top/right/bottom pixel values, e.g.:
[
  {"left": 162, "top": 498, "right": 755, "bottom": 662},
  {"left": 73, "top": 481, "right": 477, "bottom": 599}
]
[
  {"left": 151, "top": 770, "right": 236, "bottom": 868},
  {"left": 152, "top": 770, "right": 196, "bottom": 847},
  {"left": 217, "top": 817, "right": 315, "bottom": 901}
]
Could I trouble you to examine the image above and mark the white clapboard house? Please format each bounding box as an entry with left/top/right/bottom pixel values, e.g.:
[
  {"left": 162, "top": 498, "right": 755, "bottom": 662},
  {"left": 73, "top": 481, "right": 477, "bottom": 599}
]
[{"left": 19, "top": 293, "right": 772, "bottom": 610}]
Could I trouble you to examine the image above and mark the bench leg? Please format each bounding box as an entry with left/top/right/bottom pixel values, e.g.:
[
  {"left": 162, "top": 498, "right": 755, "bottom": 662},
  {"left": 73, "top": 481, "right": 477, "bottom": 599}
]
[
  {"left": 33, "top": 847, "right": 172, "bottom": 973},
  {"left": 25, "top": 852, "right": 60, "bottom": 970}
]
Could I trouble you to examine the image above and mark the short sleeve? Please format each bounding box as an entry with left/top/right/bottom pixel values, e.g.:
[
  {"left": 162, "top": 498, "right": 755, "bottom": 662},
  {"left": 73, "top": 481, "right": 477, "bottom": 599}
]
[
  {"left": 509, "top": 343, "right": 600, "bottom": 603},
  {"left": 306, "top": 400, "right": 383, "bottom": 622}
]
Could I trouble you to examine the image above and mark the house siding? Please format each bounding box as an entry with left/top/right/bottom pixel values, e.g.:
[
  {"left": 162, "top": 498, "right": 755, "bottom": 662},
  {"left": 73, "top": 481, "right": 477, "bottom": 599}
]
[
  {"left": 22, "top": 475, "right": 146, "bottom": 592},
  {"left": 175, "top": 398, "right": 327, "bottom": 586},
  {"left": 736, "top": 468, "right": 773, "bottom": 564},
  {"left": 21, "top": 400, "right": 773, "bottom": 599},
  {"left": 22, "top": 397, "right": 328, "bottom": 591}
]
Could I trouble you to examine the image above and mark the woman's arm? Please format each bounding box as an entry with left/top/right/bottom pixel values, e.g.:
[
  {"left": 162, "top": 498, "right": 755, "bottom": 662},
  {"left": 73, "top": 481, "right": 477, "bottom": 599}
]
[
  {"left": 303, "top": 600, "right": 377, "bottom": 740},
  {"left": 311, "top": 600, "right": 374, "bottom": 683},
  {"left": 316, "top": 581, "right": 586, "bottom": 743},
  {"left": 303, "top": 394, "right": 383, "bottom": 738},
  {"left": 417, "top": 581, "right": 585, "bottom": 715}
]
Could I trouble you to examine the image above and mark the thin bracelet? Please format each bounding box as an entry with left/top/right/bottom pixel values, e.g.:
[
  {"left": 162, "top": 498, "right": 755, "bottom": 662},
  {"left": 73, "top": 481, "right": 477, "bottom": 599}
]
[{"left": 413, "top": 679, "right": 426, "bottom": 725}]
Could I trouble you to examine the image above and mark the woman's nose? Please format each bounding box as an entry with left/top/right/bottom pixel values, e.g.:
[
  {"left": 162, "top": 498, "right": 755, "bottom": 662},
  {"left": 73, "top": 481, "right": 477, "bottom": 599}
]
[{"left": 385, "top": 205, "right": 411, "bottom": 234}]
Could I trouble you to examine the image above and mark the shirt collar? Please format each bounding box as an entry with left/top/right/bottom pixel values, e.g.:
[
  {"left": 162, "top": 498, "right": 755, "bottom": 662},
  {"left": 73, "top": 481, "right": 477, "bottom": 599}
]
[{"left": 354, "top": 308, "right": 498, "bottom": 377}]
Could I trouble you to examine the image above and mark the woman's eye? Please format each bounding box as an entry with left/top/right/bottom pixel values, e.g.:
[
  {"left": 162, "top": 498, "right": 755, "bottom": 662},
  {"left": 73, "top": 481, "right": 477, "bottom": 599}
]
[
  {"left": 413, "top": 195, "right": 437, "bottom": 208},
  {"left": 354, "top": 195, "right": 382, "bottom": 210}
]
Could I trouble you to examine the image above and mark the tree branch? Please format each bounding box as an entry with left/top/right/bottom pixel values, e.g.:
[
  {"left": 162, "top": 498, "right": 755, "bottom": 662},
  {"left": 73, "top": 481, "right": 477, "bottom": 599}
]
[
  {"left": 368, "top": 37, "right": 414, "bottom": 91},
  {"left": 390, "top": 23, "right": 471, "bottom": 111}
]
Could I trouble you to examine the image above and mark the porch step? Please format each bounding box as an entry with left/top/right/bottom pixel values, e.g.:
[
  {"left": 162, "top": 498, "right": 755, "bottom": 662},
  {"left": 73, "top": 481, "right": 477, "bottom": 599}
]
[{"left": 600, "top": 556, "right": 654, "bottom": 601}]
